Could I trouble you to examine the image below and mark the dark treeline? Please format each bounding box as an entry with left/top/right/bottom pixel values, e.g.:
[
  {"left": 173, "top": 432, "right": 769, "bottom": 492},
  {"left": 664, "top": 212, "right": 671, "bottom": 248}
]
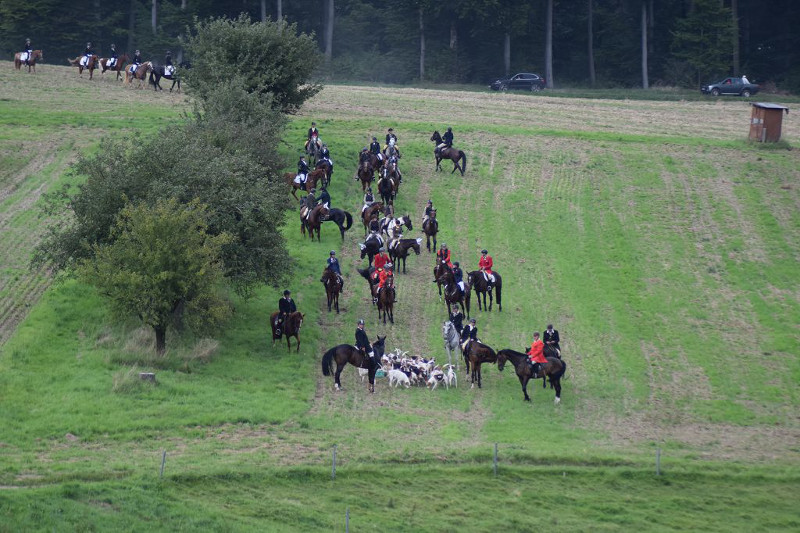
[{"left": 2, "top": 0, "right": 799, "bottom": 89}]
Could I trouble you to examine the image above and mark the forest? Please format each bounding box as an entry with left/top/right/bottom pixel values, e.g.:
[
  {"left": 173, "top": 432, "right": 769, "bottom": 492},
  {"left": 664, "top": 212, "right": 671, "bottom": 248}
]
[{"left": 1, "top": 0, "right": 799, "bottom": 90}]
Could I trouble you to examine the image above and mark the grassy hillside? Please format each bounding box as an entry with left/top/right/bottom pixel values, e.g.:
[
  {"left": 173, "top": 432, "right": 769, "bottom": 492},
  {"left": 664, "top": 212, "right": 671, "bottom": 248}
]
[{"left": 1, "top": 64, "right": 798, "bottom": 531}]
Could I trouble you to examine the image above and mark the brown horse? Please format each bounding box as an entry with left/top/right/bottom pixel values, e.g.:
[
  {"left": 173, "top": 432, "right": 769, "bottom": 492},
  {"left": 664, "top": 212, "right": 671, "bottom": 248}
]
[
  {"left": 497, "top": 349, "right": 566, "bottom": 404},
  {"left": 462, "top": 340, "right": 497, "bottom": 388},
  {"left": 321, "top": 268, "right": 343, "bottom": 313},
  {"left": 358, "top": 161, "right": 374, "bottom": 192},
  {"left": 434, "top": 259, "right": 470, "bottom": 316},
  {"left": 305, "top": 204, "right": 328, "bottom": 242},
  {"left": 125, "top": 61, "right": 153, "bottom": 88},
  {"left": 99, "top": 54, "right": 129, "bottom": 81},
  {"left": 68, "top": 54, "right": 100, "bottom": 79},
  {"left": 377, "top": 279, "right": 395, "bottom": 324},
  {"left": 285, "top": 168, "right": 325, "bottom": 201},
  {"left": 430, "top": 131, "right": 467, "bottom": 176},
  {"left": 321, "top": 336, "right": 386, "bottom": 392},
  {"left": 361, "top": 202, "right": 384, "bottom": 236},
  {"left": 433, "top": 256, "right": 452, "bottom": 298},
  {"left": 422, "top": 210, "right": 438, "bottom": 252},
  {"left": 15, "top": 50, "right": 43, "bottom": 73},
  {"left": 377, "top": 171, "right": 397, "bottom": 206},
  {"left": 269, "top": 311, "right": 305, "bottom": 352},
  {"left": 467, "top": 270, "right": 503, "bottom": 312}
]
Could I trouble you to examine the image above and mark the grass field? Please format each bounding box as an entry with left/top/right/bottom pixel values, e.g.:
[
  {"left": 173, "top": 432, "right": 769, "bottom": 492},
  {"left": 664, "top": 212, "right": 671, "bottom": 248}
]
[{"left": 1, "top": 62, "right": 799, "bottom": 531}]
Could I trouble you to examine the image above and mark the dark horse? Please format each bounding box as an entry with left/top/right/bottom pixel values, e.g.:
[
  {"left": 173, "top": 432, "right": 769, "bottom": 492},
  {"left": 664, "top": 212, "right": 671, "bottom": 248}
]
[
  {"left": 467, "top": 270, "right": 502, "bottom": 312},
  {"left": 497, "top": 349, "right": 566, "bottom": 404},
  {"left": 357, "top": 266, "right": 379, "bottom": 304},
  {"left": 15, "top": 50, "right": 43, "bottom": 73},
  {"left": 321, "top": 268, "right": 343, "bottom": 313},
  {"left": 305, "top": 204, "right": 328, "bottom": 242},
  {"left": 100, "top": 53, "right": 129, "bottom": 81},
  {"left": 321, "top": 336, "right": 386, "bottom": 393},
  {"left": 377, "top": 279, "right": 395, "bottom": 324},
  {"left": 377, "top": 171, "right": 397, "bottom": 206},
  {"left": 149, "top": 64, "right": 181, "bottom": 92},
  {"left": 463, "top": 340, "right": 497, "bottom": 388},
  {"left": 434, "top": 259, "right": 470, "bottom": 316},
  {"left": 388, "top": 237, "right": 421, "bottom": 273},
  {"left": 430, "top": 131, "right": 467, "bottom": 176},
  {"left": 359, "top": 235, "right": 384, "bottom": 266},
  {"left": 361, "top": 203, "right": 384, "bottom": 236},
  {"left": 322, "top": 208, "right": 353, "bottom": 241},
  {"left": 68, "top": 54, "right": 100, "bottom": 79},
  {"left": 269, "top": 311, "right": 304, "bottom": 352},
  {"left": 358, "top": 160, "right": 374, "bottom": 192},
  {"left": 422, "top": 210, "right": 438, "bottom": 252}
]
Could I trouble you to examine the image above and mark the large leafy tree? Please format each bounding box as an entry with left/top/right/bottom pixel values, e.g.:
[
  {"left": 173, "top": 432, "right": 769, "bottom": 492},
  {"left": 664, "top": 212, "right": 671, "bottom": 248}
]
[
  {"left": 184, "top": 14, "right": 321, "bottom": 111},
  {"left": 78, "top": 199, "right": 231, "bottom": 355},
  {"left": 671, "top": 0, "right": 735, "bottom": 85}
]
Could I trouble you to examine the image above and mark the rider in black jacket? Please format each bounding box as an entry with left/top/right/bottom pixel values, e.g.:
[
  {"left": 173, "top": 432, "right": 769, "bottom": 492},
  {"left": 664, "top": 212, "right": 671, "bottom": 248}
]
[{"left": 275, "top": 290, "right": 297, "bottom": 333}]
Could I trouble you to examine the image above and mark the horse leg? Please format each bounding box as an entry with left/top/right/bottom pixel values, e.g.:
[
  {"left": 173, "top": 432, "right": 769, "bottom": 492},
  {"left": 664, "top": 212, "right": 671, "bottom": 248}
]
[
  {"left": 488, "top": 290, "right": 493, "bottom": 311},
  {"left": 520, "top": 375, "right": 531, "bottom": 402},
  {"left": 477, "top": 364, "right": 482, "bottom": 389},
  {"left": 334, "top": 364, "right": 343, "bottom": 391},
  {"left": 553, "top": 378, "right": 561, "bottom": 405},
  {"left": 295, "top": 333, "right": 300, "bottom": 353},
  {"left": 334, "top": 292, "right": 339, "bottom": 314},
  {"left": 286, "top": 334, "right": 291, "bottom": 351}
]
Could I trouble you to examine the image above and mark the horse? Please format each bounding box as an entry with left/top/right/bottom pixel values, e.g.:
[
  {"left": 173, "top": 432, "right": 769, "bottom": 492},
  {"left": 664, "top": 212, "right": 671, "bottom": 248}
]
[
  {"left": 430, "top": 131, "right": 467, "bottom": 176},
  {"left": 125, "top": 61, "right": 153, "bottom": 88},
  {"left": 381, "top": 214, "right": 412, "bottom": 238},
  {"left": 377, "top": 280, "right": 395, "bottom": 324},
  {"left": 442, "top": 320, "right": 462, "bottom": 369},
  {"left": 15, "top": 50, "right": 43, "bottom": 73},
  {"left": 357, "top": 267, "right": 379, "bottom": 304},
  {"left": 361, "top": 202, "right": 384, "bottom": 236},
  {"left": 359, "top": 234, "right": 384, "bottom": 266},
  {"left": 305, "top": 204, "right": 328, "bottom": 241},
  {"left": 149, "top": 64, "right": 181, "bottom": 92},
  {"left": 269, "top": 311, "right": 304, "bottom": 352},
  {"left": 434, "top": 261, "right": 469, "bottom": 316},
  {"left": 388, "top": 237, "right": 421, "bottom": 273},
  {"left": 305, "top": 139, "right": 322, "bottom": 165},
  {"left": 68, "top": 54, "right": 100, "bottom": 79},
  {"left": 462, "top": 340, "right": 497, "bottom": 388},
  {"left": 99, "top": 54, "right": 129, "bottom": 81},
  {"left": 544, "top": 344, "right": 561, "bottom": 359},
  {"left": 285, "top": 168, "right": 325, "bottom": 201},
  {"left": 377, "top": 171, "right": 397, "bottom": 205},
  {"left": 322, "top": 208, "right": 353, "bottom": 241},
  {"left": 384, "top": 156, "right": 402, "bottom": 184},
  {"left": 357, "top": 161, "right": 374, "bottom": 192},
  {"left": 321, "top": 268, "right": 343, "bottom": 313},
  {"left": 433, "top": 256, "right": 453, "bottom": 298},
  {"left": 315, "top": 159, "right": 333, "bottom": 185},
  {"left": 321, "top": 336, "right": 386, "bottom": 393},
  {"left": 422, "top": 210, "right": 438, "bottom": 252},
  {"left": 467, "top": 270, "right": 503, "bottom": 312},
  {"left": 496, "top": 349, "right": 566, "bottom": 404}
]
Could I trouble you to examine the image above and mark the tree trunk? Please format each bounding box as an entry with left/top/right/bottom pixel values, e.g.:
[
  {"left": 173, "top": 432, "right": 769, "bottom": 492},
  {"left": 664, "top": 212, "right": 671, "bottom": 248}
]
[
  {"left": 641, "top": 1, "right": 649, "bottom": 88},
  {"left": 324, "top": 0, "right": 334, "bottom": 68},
  {"left": 450, "top": 21, "right": 457, "bottom": 50},
  {"left": 731, "top": 0, "right": 740, "bottom": 76},
  {"left": 127, "top": 0, "right": 136, "bottom": 54},
  {"left": 277, "top": 0, "right": 282, "bottom": 21},
  {"left": 419, "top": 7, "right": 425, "bottom": 81},
  {"left": 545, "top": 0, "right": 553, "bottom": 88},
  {"left": 154, "top": 325, "right": 166, "bottom": 355},
  {"left": 261, "top": 0, "right": 267, "bottom": 21},
  {"left": 504, "top": 32, "right": 510, "bottom": 76},
  {"left": 587, "top": 0, "right": 596, "bottom": 86},
  {"left": 151, "top": 0, "right": 157, "bottom": 36}
]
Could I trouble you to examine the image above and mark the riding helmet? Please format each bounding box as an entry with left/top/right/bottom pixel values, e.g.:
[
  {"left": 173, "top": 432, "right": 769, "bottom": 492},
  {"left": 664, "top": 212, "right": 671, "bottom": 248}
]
[
  {"left": 470, "top": 318, "right": 476, "bottom": 324},
  {"left": 378, "top": 247, "right": 385, "bottom": 252},
  {"left": 441, "top": 243, "right": 446, "bottom": 248},
  {"left": 87, "top": 42, "right": 91, "bottom": 47},
  {"left": 454, "top": 261, "right": 459, "bottom": 267},
  {"left": 372, "top": 136, "right": 377, "bottom": 141},
  {"left": 166, "top": 50, "right": 171, "bottom": 55},
  {"left": 283, "top": 290, "right": 291, "bottom": 296},
  {"left": 481, "top": 249, "right": 488, "bottom": 254},
  {"left": 358, "top": 318, "right": 365, "bottom": 325},
  {"left": 135, "top": 50, "right": 140, "bottom": 54},
  {"left": 330, "top": 250, "right": 336, "bottom": 255}
]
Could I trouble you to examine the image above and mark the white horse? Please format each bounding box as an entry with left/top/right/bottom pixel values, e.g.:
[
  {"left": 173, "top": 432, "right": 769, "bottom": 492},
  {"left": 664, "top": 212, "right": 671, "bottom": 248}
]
[{"left": 442, "top": 320, "right": 461, "bottom": 369}]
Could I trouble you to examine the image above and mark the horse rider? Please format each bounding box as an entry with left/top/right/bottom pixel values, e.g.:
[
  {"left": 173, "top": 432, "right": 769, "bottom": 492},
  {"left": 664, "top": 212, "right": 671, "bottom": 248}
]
[
  {"left": 355, "top": 319, "right": 372, "bottom": 359},
  {"left": 368, "top": 212, "right": 381, "bottom": 234},
  {"left": 385, "top": 128, "right": 397, "bottom": 149},
  {"left": 361, "top": 187, "right": 375, "bottom": 215},
  {"left": 130, "top": 49, "right": 142, "bottom": 74},
  {"left": 274, "top": 289, "right": 297, "bottom": 335},
  {"left": 164, "top": 50, "right": 174, "bottom": 76},
  {"left": 297, "top": 156, "right": 309, "bottom": 188},
  {"left": 22, "top": 38, "right": 32, "bottom": 64},
  {"left": 317, "top": 185, "right": 331, "bottom": 212},
  {"left": 452, "top": 261, "right": 466, "bottom": 297},
  {"left": 479, "top": 249, "right": 495, "bottom": 287},
  {"left": 544, "top": 324, "right": 561, "bottom": 356},
  {"left": 376, "top": 263, "right": 395, "bottom": 303},
  {"left": 373, "top": 247, "right": 389, "bottom": 280},
  {"left": 386, "top": 153, "right": 402, "bottom": 182},
  {"left": 437, "top": 243, "right": 453, "bottom": 269},
  {"left": 449, "top": 307, "right": 464, "bottom": 334},
  {"left": 422, "top": 200, "right": 434, "bottom": 226},
  {"left": 305, "top": 121, "right": 320, "bottom": 151},
  {"left": 81, "top": 42, "right": 94, "bottom": 67},
  {"left": 319, "top": 143, "right": 334, "bottom": 173},
  {"left": 369, "top": 137, "right": 383, "bottom": 162},
  {"left": 108, "top": 43, "right": 118, "bottom": 68},
  {"left": 437, "top": 127, "right": 454, "bottom": 154},
  {"left": 461, "top": 318, "right": 478, "bottom": 352},
  {"left": 321, "top": 250, "right": 344, "bottom": 289},
  {"left": 527, "top": 332, "right": 547, "bottom": 376}
]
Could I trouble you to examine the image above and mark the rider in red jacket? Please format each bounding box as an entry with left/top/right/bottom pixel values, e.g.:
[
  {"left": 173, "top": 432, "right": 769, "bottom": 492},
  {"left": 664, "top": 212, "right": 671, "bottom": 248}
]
[
  {"left": 479, "top": 249, "right": 494, "bottom": 286},
  {"left": 437, "top": 243, "right": 453, "bottom": 268},
  {"left": 527, "top": 332, "right": 547, "bottom": 375}
]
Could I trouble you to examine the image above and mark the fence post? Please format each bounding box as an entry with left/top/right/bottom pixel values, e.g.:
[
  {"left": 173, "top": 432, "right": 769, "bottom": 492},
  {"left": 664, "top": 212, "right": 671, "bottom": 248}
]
[
  {"left": 160, "top": 450, "right": 166, "bottom": 479},
  {"left": 345, "top": 507, "right": 349, "bottom": 533},
  {"left": 493, "top": 443, "right": 498, "bottom": 477},
  {"left": 656, "top": 447, "right": 661, "bottom": 476},
  {"left": 332, "top": 445, "right": 337, "bottom": 480}
]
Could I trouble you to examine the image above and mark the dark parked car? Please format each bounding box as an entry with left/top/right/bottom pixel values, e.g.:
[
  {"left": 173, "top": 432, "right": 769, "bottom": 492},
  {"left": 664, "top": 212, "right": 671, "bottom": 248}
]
[
  {"left": 490, "top": 73, "right": 546, "bottom": 92},
  {"left": 701, "top": 77, "right": 759, "bottom": 97}
]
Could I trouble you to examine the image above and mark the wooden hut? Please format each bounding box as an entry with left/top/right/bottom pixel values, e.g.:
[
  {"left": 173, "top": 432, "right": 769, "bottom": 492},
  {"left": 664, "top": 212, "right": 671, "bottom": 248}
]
[{"left": 749, "top": 103, "right": 789, "bottom": 142}]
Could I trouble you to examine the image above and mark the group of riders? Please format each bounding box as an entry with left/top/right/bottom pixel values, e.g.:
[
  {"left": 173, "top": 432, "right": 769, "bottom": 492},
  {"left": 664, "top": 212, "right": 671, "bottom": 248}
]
[{"left": 51, "top": 39, "right": 175, "bottom": 77}]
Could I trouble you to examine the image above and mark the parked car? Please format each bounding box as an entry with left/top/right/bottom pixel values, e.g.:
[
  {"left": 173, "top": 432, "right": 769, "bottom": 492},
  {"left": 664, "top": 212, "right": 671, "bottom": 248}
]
[
  {"left": 490, "top": 73, "right": 546, "bottom": 92},
  {"left": 701, "top": 77, "right": 759, "bottom": 97}
]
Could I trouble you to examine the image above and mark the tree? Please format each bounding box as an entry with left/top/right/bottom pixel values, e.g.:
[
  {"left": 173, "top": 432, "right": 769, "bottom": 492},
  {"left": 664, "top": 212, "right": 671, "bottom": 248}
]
[
  {"left": 78, "top": 199, "right": 232, "bottom": 355},
  {"left": 545, "top": 0, "right": 554, "bottom": 88},
  {"left": 641, "top": 0, "right": 648, "bottom": 88},
  {"left": 587, "top": 0, "right": 596, "bottom": 86},
  {"left": 184, "top": 14, "right": 321, "bottom": 112},
  {"left": 324, "top": 0, "right": 334, "bottom": 69},
  {"left": 671, "top": 0, "right": 735, "bottom": 85}
]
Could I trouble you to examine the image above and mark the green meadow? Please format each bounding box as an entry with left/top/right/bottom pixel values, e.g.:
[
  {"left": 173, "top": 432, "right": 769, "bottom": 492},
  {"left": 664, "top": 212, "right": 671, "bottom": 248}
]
[{"left": 0, "top": 63, "right": 798, "bottom": 531}]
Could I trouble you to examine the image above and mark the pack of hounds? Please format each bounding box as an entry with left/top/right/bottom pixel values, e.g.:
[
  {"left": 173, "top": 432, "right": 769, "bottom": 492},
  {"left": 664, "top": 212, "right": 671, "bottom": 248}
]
[{"left": 358, "top": 349, "right": 457, "bottom": 390}]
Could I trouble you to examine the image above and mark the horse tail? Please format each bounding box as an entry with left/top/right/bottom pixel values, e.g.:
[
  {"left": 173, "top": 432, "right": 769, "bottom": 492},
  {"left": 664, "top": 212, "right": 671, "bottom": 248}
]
[
  {"left": 321, "top": 348, "right": 335, "bottom": 376},
  {"left": 149, "top": 71, "right": 156, "bottom": 85},
  {"left": 552, "top": 359, "right": 567, "bottom": 380},
  {"left": 344, "top": 211, "right": 353, "bottom": 230},
  {"left": 460, "top": 151, "right": 467, "bottom": 172},
  {"left": 495, "top": 277, "right": 502, "bottom": 310}
]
